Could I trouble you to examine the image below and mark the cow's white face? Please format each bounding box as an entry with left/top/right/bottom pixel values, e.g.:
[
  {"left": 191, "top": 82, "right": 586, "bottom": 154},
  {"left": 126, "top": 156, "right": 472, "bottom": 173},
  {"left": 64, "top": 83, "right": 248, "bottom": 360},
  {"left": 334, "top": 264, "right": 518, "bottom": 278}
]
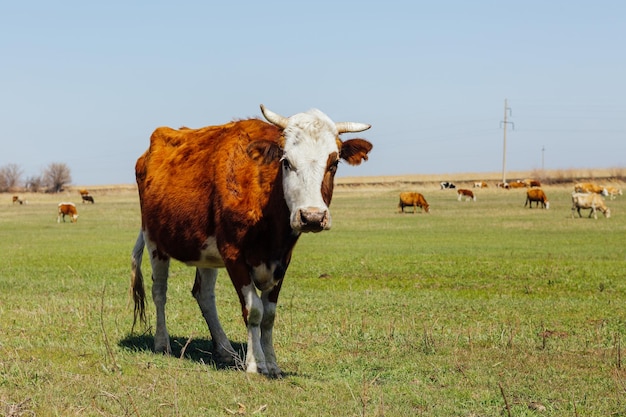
[
  {"left": 259, "top": 105, "right": 371, "bottom": 233},
  {"left": 280, "top": 109, "right": 339, "bottom": 232}
]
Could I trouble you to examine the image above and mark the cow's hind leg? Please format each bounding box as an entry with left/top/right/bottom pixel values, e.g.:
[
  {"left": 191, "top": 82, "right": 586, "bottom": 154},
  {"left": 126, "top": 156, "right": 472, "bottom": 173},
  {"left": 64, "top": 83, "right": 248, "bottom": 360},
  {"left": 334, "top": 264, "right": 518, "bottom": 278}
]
[
  {"left": 192, "top": 268, "right": 238, "bottom": 365},
  {"left": 145, "top": 238, "right": 172, "bottom": 354}
]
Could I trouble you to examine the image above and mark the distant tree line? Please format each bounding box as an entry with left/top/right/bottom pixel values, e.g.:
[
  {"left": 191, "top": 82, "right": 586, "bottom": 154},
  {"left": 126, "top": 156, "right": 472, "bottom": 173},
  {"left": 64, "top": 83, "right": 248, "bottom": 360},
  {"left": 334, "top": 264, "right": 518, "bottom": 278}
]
[{"left": 0, "top": 162, "right": 72, "bottom": 193}]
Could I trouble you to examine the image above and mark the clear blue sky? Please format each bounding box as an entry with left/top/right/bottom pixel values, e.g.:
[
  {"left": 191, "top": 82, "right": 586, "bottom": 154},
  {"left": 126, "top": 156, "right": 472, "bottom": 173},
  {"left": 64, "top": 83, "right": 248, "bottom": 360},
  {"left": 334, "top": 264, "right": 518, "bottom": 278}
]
[{"left": 2, "top": 1, "right": 625, "bottom": 185}]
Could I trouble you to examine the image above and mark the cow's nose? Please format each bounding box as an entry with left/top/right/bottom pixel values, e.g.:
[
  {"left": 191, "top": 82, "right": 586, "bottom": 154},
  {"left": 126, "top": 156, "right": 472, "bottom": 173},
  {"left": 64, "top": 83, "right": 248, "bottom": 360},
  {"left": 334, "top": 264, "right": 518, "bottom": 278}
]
[{"left": 296, "top": 207, "right": 330, "bottom": 232}]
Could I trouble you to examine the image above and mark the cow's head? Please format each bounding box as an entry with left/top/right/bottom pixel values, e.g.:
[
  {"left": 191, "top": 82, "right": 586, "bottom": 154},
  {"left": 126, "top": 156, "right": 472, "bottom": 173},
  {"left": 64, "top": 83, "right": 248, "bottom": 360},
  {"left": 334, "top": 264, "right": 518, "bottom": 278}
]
[{"left": 249, "top": 105, "right": 372, "bottom": 233}]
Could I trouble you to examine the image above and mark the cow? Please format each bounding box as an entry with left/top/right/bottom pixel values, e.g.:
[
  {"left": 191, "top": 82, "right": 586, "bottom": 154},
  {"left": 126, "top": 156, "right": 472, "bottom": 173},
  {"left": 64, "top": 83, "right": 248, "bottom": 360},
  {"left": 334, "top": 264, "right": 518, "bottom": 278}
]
[
  {"left": 496, "top": 182, "right": 508, "bottom": 189},
  {"left": 130, "top": 105, "right": 373, "bottom": 378},
  {"left": 529, "top": 180, "right": 541, "bottom": 187},
  {"left": 78, "top": 189, "right": 90, "bottom": 196},
  {"left": 574, "top": 182, "right": 608, "bottom": 196},
  {"left": 605, "top": 186, "right": 622, "bottom": 200},
  {"left": 12, "top": 195, "right": 24, "bottom": 205},
  {"left": 525, "top": 188, "right": 549, "bottom": 209},
  {"left": 473, "top": 181, "right": 488, "bottom": 188},
  {"left": 57, "top": 202, "right": 78, "bottom": 223},
  {"left": 440, "top": 181, "right": 456, "bottom": 190},
  {"left": 507, "top": 180, "right": 527, "bottom": 189},
  {"left": 457, "top": 188, "right": 475, "bottom": 202},
  {"left": 571, "top": 192, "right": 610, "bottom": 219},
  {"left": 398, "top": 192, "right": 430, "bottom": 213},
  {"left": 81, "top": 195, "right": 95, "bottom": 204}
]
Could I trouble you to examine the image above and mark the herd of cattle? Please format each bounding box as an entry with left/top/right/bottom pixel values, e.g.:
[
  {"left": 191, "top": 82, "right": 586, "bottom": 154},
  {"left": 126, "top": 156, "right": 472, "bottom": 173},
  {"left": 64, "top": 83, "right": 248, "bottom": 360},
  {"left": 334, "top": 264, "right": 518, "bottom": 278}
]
[
  {"left": 399, "top": 180, "right": 620, "bottom": 219},
  {"left": 11, "top": 188, "right": 96, "bottom": 223},
  {"left": 6, "top": 105, "right": 622, "bottom": 378}
]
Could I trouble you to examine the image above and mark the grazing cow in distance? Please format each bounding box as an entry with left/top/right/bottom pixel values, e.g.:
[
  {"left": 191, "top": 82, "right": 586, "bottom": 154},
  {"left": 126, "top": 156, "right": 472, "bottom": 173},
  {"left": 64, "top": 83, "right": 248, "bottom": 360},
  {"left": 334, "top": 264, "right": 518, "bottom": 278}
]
[
  {"left": 508, "top": 180, "right": 526, "bottom": 189},
  {"left": 496, "top": 182, "right": 508, "bottom": 189},
  {"left": 81, "top": 195, "right": 95, "bottom": 204},
  {"left": 571, "top": 192, "right": 610, "bottom": 219},
  {"left": 57, "top": 202, "right": 78, "bottom": 223},
  {"left": 130, "top": 104, "right": 373, "bottom": 378},
  {"left": 574, "top": 182, "right": 608, "bottom": 196},
  {"left": 398, "top": 192, "right": 430, "bottom": 213},
  {"left": 525, "top": 188, "right": 550, "bottom": 209},
  {"left": 529, "top": 180, "right": 541, "bottom": 187},
  {"left": 473, "top": 181, "right": 488, "bottom": 188},
  {"left": 78, "top": 189, "right": 89, "bottom": 196},
  {"left": 440, "top": 181, "right": 456, "bottom": 190},
  {"left": 605, "top": 186, "right": 622, "bottom": 200},
  {"left": 457, "top": 189, "right": 475, "bottom": 202},
  {"left": 12, "top": 195, "right": 24, "bottom": 205}
]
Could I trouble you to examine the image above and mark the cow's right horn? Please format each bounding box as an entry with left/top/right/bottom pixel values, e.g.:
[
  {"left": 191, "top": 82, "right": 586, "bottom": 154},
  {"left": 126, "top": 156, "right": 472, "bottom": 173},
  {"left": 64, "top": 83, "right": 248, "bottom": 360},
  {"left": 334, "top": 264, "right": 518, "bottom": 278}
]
[
  {"left": 260, "top": 104, "right": 288, "bottom": 129},
  {"left": 336, "top": 122, "right": 371, "bottom": 134}
]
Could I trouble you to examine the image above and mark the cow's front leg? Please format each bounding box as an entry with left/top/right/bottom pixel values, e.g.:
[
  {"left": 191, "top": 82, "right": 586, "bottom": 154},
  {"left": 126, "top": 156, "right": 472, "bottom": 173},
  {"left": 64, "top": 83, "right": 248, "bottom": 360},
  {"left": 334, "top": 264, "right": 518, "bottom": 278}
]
[
  {"left": 260, "top": 290, "right": 281, "bottom": 378},
  {"left": 240, "top": 283, "right": 269, "bottom": 375}
]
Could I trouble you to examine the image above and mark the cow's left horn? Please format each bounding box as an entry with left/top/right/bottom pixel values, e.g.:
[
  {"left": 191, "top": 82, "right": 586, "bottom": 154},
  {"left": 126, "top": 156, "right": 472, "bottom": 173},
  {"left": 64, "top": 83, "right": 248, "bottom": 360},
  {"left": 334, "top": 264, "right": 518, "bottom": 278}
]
[
  {"left": 336, "top": 122, "right": 371, "bottom": 134},
  {"left": 260, "top": 104, "right": 288, "bottom": 129}
]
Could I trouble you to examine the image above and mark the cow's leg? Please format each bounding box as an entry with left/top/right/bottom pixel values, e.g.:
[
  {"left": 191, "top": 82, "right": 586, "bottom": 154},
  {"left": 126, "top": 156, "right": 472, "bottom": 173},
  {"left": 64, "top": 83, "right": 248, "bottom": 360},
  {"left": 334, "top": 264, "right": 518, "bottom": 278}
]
[
  {"left": 239, "top": 282, "right": 269, "bottom": 375},
  {"left": 260, "top": 279, "right": 284, "bottom": 378},
  {"left": 192, "top": 268, "right": 237, "bottom": 365},
  {"left": 145, "top": 239, "right": 171, "bottom": 354}
]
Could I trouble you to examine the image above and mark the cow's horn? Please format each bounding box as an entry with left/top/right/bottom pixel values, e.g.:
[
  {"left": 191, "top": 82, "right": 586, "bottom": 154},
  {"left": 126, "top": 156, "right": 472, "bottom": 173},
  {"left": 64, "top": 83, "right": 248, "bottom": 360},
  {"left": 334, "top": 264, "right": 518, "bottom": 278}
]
[
  {"left": 336, "top": 122, "right": 371, "bottom": 134},
  {"left": 260, "top": 104, "right": 288, "bottom": 129}
]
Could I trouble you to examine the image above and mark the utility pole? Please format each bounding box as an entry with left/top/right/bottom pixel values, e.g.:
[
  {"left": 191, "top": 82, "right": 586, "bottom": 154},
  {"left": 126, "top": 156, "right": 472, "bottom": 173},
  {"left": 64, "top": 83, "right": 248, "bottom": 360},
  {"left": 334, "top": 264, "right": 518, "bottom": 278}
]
[{"left": 500, "top": 99, "right": 514, "bottom": 184}]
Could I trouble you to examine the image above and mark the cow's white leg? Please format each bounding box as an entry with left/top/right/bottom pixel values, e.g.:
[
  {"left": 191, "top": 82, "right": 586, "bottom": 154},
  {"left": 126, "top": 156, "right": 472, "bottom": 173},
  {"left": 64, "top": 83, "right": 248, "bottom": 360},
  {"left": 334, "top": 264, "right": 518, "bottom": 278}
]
[
  {"left": 241, "top": 283, "right": 268, "bottom": 375},
  {"left": 260, "top": 291, "right": 281, "bottom": 378},
  {"left": 146, "top": 240, "right": 171, "bottom": 354},
  {"left": 192, "top": 268, "right": 237, "bottom": 364}
]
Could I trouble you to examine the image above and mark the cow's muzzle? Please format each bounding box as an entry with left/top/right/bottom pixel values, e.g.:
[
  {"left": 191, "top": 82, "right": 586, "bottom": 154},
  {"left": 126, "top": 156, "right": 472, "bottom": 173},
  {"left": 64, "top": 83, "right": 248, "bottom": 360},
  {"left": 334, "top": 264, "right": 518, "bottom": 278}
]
[{"left": 293, "top": 207, "right": 330, "bottom": 233}]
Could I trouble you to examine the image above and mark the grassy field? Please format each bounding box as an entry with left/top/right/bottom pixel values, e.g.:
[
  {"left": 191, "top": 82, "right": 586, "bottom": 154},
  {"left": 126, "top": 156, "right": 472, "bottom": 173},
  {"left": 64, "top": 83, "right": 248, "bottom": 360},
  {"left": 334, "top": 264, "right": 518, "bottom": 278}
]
[{"left": 1, "top": 184, "right": 625, "bottom": 416}]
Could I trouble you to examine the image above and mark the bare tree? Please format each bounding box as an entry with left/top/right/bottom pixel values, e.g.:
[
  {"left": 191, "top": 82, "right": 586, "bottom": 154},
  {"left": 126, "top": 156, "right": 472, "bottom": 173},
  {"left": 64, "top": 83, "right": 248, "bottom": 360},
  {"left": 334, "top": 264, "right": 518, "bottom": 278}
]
[
  {"left": 0, "top": 163, "right": 24, "bottom": 192},
  {"left": 43, "top": 162, "right": 72, "bottom": 193},
  {"left": 25, "top": 175, "right": 45, "bottom": 192}
]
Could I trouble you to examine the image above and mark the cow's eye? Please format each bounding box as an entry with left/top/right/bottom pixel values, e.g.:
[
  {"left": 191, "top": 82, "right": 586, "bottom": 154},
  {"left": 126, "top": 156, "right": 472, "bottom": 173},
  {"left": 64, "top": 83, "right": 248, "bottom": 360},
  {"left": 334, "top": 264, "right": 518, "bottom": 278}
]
[
  {"left": 328, "top": 160, "right": 339, "bottom": 174},
  {"left": 282, "top": 158, "right": 294, "bottom": 171}
]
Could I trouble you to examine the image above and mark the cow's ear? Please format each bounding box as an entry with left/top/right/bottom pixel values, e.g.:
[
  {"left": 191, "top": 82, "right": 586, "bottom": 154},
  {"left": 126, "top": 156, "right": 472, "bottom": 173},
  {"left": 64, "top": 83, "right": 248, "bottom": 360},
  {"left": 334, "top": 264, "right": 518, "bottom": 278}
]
[
  {"left": 247, "top": 140, "right": 283, "bottom": 165},
  {"left": 340, "top": 139, "right": 373, "bottom": 166}
]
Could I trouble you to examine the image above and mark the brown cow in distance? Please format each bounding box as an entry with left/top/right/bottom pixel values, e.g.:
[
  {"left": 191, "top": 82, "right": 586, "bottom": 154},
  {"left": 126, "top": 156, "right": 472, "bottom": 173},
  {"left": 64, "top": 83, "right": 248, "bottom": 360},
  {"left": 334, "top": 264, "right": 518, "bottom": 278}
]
[
  {"left": 398, "top": 192, "right": 430, "bottom": 213},
  {"left": 525, "top": 188, "right": 550, "bottom": 209},
  {"left": 57, "top": 202, "right": 78, "bottom": 223},
  {"left": 457, "top": 188, "right": 475, "bottom": 201},
  {"left": 130, "top": 105, "right": 373, "bottom": 378}
]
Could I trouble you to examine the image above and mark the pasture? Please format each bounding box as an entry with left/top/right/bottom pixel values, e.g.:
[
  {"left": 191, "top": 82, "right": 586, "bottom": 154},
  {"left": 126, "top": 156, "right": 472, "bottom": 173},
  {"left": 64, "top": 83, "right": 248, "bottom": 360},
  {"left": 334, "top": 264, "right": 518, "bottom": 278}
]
[{"left": 1, "top": 184, "right": 625, "bottom": 416}]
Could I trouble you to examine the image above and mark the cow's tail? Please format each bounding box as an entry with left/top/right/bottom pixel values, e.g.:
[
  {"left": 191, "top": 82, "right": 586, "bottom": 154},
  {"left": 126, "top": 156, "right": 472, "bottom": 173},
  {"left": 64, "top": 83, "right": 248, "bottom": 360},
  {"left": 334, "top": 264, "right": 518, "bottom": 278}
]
[{"left": 130, "top": 230, "right": 147, "bottom": 332}]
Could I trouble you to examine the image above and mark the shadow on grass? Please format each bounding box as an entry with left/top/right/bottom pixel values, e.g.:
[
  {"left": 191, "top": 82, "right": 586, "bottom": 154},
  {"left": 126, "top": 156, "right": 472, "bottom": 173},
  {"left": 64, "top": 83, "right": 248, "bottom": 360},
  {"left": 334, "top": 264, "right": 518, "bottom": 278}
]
[{"left": 118, "top": 334, "right": 246, "bottom": 370}]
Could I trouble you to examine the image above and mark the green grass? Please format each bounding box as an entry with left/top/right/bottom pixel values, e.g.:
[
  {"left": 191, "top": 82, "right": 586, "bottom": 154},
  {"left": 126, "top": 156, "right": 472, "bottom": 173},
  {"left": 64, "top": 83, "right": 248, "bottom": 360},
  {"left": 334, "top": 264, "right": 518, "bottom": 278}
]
[{"left": 1, "top": 186, "right": 625, "bottom": 416}]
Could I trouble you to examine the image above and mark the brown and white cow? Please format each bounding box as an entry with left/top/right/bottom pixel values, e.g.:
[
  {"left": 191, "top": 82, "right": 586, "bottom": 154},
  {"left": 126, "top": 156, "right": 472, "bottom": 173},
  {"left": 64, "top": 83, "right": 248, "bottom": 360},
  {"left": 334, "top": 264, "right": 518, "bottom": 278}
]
[
  {"left": 130, "top": 105, "right": 373, "bottom": 378},
  {"left": 398, "top": 192, "right": 429, "bottom": 213},
  {"left": 605, "top": 186, "right": 622, "bottom": 200},
  {"left": 574, "top": 182, "right": 608, "bottom": 196},
  {"left": 571, "top": 192, "right": 610, "bottom": 219},
  {"left": 12, "top": 195, "right": 24, "bottom": 204},
  {"left": 525, "top": 188, "right": 549, "bottom": 209},
  {"left": 473, "top": 181, "right": 488, "bottom": 188},
  {"left": 457, "top": 188, "right": 475, "bottom": 202},
  {"left": 507, "top": 180, "right": 527, "bottom": 189},
  {"left": 57, "top": 202, "right": 78, "bottom": 223}
]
